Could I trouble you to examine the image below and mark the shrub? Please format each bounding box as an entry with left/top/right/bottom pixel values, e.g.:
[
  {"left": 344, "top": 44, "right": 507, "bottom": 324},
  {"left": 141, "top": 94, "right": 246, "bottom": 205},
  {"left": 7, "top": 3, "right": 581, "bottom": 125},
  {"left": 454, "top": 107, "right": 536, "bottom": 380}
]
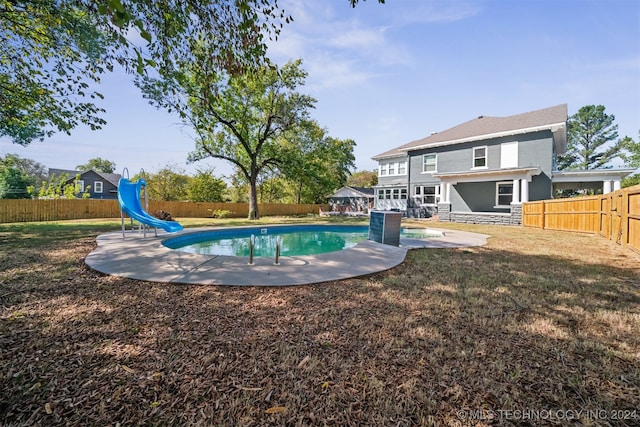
[{"left": 208, "top": 209, "right": 232, "bottom": 218}]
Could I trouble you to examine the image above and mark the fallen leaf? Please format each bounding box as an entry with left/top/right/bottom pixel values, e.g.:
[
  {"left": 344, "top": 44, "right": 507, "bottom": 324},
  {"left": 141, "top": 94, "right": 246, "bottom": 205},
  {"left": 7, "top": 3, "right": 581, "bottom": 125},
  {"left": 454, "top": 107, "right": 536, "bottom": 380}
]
[
  {"left": 45, "top": 403, "right": 52, "bottom": 414},
  {"left": 265, "top": 406, "right": 287, "bottom": 414},
  {"left": 120, "top": 364, "right": 135, "bottom": 374},
  {"left": 297, "top": 355, "right": 310, "bottom": 368}
]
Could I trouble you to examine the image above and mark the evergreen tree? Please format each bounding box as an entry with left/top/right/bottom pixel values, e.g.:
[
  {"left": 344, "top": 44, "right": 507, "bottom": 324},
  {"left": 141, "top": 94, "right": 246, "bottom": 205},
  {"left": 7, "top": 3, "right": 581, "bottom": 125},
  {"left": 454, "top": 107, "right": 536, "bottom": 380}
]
[{"left": 558, "top": 105, "right": 625, "bottom": 170}]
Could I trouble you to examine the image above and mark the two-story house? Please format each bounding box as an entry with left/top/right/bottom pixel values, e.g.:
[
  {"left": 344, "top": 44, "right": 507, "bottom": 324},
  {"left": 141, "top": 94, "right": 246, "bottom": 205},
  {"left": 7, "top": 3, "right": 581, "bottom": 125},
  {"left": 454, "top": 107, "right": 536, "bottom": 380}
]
[
  {"left": 372, "top": 104, "right": 633, "bottom": 225},
  {"left": 48, "top": 169, "right": 121, "bottom": 199}
]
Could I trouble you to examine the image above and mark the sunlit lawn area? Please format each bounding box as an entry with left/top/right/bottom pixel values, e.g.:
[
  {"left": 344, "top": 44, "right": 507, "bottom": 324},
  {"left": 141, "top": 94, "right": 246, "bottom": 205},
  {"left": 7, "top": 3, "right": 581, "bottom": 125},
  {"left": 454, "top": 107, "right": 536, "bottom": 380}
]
[{"left": 1, "top": 217, "right": 638, "bottom": 426}]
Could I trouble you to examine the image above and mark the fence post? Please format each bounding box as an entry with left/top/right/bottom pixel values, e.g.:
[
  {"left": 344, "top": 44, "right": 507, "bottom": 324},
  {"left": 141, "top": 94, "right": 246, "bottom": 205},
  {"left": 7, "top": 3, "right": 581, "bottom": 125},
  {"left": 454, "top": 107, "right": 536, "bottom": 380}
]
[
  {"left": 541, "top": 201, "right": 546, "bottom": 230},
  {"left": 620, "top": 189, "right": 628, "bottom": 246}
]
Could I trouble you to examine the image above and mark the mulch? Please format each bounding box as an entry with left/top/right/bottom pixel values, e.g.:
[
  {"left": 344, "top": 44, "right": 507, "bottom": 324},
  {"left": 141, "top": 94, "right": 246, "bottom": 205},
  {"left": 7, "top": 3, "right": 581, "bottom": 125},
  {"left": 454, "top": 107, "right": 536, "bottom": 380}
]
[{"left": 1, "top": 231, "right": 639, "bottom": 426}]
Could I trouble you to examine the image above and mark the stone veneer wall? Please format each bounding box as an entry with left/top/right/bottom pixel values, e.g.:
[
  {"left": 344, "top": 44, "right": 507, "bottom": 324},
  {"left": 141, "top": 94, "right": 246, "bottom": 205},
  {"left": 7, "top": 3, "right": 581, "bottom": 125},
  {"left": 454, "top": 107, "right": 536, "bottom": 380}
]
[{"left": 436, "top": 203, "right": 522, "bottom": 226}]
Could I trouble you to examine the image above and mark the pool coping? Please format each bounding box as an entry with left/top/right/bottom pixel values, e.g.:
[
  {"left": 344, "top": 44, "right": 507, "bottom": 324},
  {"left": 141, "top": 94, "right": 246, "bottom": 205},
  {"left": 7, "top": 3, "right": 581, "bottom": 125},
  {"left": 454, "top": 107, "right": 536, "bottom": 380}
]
[{"left": 85, "top": 225, "right": 489, "bottom": 286}]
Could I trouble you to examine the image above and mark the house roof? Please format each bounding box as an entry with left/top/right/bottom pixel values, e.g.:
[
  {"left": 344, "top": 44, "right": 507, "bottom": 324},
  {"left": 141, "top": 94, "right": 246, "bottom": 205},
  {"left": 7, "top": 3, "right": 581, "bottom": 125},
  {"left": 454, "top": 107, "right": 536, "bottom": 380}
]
[
  {"left": 552, "top": 168, "right": 636, "bottom": 182},
  {"left": 372, "top": 104, "right": 568, "bottom": 160},
  {"left": 330, "top": 186, "right": 375, "bottom": 198},
  {"left": 48, "top": 168, "right": 122, "bottom": 186}
]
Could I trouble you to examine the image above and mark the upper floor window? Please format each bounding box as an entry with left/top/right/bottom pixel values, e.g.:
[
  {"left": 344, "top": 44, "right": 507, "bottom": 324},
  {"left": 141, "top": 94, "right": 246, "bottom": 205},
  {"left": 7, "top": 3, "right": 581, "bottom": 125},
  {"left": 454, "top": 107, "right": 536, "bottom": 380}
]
[
  {"left": 378, "top": 160, "right": 407, "bottom": 177},
  {"left": 398, "top": 162, "right": 406, "bottom": 175},
  {"left": 473, "top": 146, "right": 487, "bottom": 168},
  {"left": 94, "top": 181, "right": 103, "bottom": 193},
  {"left": 422, "top": 154, "right": 437, "bottom": 173}
]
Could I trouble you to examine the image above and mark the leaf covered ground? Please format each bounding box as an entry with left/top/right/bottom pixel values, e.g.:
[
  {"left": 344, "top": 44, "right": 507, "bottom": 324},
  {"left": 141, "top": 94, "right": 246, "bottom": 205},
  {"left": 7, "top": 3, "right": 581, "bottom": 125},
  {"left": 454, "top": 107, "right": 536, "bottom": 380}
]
[{"left": 1, "top": 220, "right": 639, "bottom": 426}]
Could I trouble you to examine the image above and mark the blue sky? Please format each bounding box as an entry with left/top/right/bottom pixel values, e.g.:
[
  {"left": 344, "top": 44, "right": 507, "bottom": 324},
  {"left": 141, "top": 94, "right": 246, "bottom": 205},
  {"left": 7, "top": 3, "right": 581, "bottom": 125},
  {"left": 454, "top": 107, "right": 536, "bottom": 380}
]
[{"left": 2, "top": 0, "right": 639, "bottom": 177}]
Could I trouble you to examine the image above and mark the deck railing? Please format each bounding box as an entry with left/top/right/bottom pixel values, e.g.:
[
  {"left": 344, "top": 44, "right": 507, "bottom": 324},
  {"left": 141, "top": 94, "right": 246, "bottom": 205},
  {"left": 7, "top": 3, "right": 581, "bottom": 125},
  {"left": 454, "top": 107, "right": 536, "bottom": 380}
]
[
  {"left": 0, "top": 199, "right": 327, "bottom": 223},
  {"left": 522, "top": 184, "right": 640, "bottom": 254}
]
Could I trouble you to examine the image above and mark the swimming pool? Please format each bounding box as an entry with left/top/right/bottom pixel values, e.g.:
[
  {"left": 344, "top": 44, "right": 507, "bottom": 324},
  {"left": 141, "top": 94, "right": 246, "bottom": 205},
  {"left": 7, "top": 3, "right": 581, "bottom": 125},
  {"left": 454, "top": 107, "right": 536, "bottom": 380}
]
[{"left": 163, "top": 225, "right": 443, "bottom": 257}]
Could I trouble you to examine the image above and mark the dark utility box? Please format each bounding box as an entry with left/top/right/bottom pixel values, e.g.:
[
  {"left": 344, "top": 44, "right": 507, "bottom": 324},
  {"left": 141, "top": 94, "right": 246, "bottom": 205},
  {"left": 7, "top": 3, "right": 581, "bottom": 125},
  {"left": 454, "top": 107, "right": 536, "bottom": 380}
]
[{"left": 368, "top": 211, "right": 402, "bottom": 246}]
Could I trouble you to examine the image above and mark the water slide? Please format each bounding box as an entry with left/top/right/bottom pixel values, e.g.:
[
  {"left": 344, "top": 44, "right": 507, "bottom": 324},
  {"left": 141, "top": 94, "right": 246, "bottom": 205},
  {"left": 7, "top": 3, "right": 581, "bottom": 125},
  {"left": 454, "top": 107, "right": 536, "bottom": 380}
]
[{"left": 117, "top": 177, "right": 183, "bottom": 233}]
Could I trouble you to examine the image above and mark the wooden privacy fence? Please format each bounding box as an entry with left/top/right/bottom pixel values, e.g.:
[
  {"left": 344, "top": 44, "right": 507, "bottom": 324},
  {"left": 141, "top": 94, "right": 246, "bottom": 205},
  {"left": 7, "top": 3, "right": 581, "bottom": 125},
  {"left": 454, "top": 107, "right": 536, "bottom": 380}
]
[
  {"left": 522, "top": 184, "right": 640, "bottom": 254},
  {"left": 0, "top": 199, "right": 327, "bottom": 223}
]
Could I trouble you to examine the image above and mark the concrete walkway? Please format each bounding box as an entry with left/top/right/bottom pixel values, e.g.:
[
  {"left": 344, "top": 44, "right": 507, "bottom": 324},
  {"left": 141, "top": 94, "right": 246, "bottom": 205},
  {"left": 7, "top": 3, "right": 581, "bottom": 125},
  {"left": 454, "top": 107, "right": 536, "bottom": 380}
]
[{"left": 85, "top": 227, "right": 489, "bottom": 286}]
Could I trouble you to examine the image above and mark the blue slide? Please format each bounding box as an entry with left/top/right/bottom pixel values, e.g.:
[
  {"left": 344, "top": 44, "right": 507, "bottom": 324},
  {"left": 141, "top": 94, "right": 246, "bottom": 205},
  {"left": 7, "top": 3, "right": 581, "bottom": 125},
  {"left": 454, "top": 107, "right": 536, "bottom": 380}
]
[{"left": 117, "top": 178, "right": 183, "bottom": 233}]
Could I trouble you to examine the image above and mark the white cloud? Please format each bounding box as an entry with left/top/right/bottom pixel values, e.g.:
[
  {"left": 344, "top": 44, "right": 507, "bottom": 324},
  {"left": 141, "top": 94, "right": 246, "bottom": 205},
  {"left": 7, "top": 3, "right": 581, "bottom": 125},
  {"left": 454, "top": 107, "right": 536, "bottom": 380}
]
[
  {"left": 268, "top": 1, "right": 414, "bottom": 89},
  {"left": 391, "top": 1, "right": 482, "bottom": 25}
]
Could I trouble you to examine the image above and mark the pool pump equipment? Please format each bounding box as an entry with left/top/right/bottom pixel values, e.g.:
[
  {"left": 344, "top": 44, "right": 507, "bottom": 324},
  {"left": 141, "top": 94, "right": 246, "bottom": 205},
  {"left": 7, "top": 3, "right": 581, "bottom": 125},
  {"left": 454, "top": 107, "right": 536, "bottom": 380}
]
[{"left": 368, "top": 211, "right": 402, "bottom": 246}]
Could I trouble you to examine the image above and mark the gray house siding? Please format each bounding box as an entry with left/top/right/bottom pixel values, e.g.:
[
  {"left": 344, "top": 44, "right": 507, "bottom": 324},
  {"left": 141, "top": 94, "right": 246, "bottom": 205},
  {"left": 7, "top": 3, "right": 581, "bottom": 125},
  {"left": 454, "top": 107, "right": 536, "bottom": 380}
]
[
  {"left": 452, "top": 182, "right": 505, "bottom": 212},
  {"left": 78, "top": 170, "right": 119, "bottom": 199},
  {"left": 372, "top": 104, "right": 569, "bottom": 224},
  {"left": 50, "top": 169, "right": 120, "bottom": 200}
]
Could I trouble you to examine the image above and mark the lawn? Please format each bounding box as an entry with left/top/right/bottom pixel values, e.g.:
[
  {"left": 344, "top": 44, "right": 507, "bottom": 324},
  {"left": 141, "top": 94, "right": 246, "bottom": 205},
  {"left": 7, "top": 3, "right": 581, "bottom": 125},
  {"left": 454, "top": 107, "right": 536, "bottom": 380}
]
[{"left": 1, "top": 218, "right": 639, "bottom": 426}]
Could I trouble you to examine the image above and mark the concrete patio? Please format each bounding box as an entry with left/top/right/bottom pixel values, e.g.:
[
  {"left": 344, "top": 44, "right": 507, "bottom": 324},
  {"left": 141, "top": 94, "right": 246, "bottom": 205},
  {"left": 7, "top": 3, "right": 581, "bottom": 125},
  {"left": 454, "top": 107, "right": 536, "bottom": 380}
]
[{"left": 85, "top": 227, "right": 489, "bottom": 286}]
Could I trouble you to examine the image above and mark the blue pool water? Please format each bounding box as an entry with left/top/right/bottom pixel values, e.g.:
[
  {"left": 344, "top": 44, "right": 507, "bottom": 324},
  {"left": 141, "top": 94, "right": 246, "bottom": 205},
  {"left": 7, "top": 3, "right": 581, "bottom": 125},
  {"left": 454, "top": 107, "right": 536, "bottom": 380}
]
[{"left": 163, "top": 225, "right": 439, "bottom": 257}]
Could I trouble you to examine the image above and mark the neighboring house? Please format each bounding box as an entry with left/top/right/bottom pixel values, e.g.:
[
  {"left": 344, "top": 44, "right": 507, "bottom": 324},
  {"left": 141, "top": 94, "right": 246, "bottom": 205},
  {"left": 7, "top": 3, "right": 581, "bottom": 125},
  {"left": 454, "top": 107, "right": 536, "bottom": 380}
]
[
  {"left": 326, "top": 186, "right": 375, "bottom": 215},
  {"left": 372, "top": 104, "right": 633, "bottom": 225},
  {"left": 48, "top": 169, "right": 121, "bottom": 199}
]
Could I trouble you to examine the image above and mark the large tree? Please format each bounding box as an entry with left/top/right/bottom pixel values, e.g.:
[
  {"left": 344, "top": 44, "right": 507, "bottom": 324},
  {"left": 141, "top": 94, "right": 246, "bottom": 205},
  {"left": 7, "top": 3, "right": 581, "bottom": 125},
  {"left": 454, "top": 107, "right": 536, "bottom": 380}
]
[
  {"left": 279, "top": 120, "right": 355, "bottom": 204},
  {"left": 0, "top": 0, "right": 290, "bottom": 145},
  {"left": 621, "top": 131, "right": 640, "bottom": 188},
  {"left": 1, "top": 0, "right": 110, "bottom": 145},
  {"left": 142, "top": 59, "right": 315, "bottom": 219},
  {"left": 76, "top": 157, "right": 116, "bottom": 173},
  {"left": 558, "top": 105, "right": 626, "bottom": 170},
  {"left": 2, "top": 1, "right": 381, "bottom": 146},
  {"left": 186, "top": 168, "right": 226, "bottom": 202},
  {"left": 0, "top": 154, "right": 46, "bottom": 182},
  {"left": 145, "top": 163, "right": 189, "bottom": 201},
  {"left": 621, "top": 131, "right": 640, "bottom": 169},
  {"left": 347, "top": 170, "right": 378, "bottom": 188},
  {"left": 0, "top": 154, "right": 46, "bottom": 198}
]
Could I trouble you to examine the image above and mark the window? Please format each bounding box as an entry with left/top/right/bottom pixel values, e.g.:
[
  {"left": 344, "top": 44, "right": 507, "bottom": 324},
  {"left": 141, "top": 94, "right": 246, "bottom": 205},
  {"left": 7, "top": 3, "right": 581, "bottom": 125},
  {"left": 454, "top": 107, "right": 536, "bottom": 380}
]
[
  {"left": 385, "top": 189, "right": 392, "bottom": 199},
  {"left": 377, "top": 189, "right": 384, "bottom": 199},
  {"left": 398, "top": 162, "right": 406, "bottom": 175},
  {"left": 378, "top": 160, "right": 407, "bottom": 177},
  {"left": 75, "top": 180, "right": 84, "bottom": 192},
  {"left": 473, "top": 146, "right": 487, "bottom": 168},
  {"left": 422, "top": 154, "right": 437, "bottom": 173},
  {"left": 400, "top": 188, "right": 407, "bottom": 199},
  {"left": 414, "top": 185, "right": 440, "bottom": 205},
  {"left": 496, "top": 182, "right": 513, "bottom": 206},
  {"left": 94, "top": 181, "right": 103, "bottom": 193}
]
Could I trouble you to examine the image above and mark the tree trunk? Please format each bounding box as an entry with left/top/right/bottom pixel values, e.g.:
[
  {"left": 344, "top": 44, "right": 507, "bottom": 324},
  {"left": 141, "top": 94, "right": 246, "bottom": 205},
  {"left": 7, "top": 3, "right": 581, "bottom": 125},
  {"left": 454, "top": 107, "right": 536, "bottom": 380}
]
[
  {"left": 296, "top": 181, "right": 302, "bottom": 204},
  {"left": 248, "top": 175, "right": 259, "bottom": 219}
]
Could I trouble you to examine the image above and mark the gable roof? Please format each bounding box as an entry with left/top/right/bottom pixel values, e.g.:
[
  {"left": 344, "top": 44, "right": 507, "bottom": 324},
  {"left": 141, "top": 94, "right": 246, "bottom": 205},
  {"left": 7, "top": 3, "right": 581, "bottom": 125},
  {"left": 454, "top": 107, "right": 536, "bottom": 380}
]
[
  {"left": 372, "top": 104, "right": 567, "bottom": 160},
  {"left": 330, "top": 186, "right": 375, "bottom": 198},
  {"left": 48, "top": 168, "right": 121, "bottom": 187}
]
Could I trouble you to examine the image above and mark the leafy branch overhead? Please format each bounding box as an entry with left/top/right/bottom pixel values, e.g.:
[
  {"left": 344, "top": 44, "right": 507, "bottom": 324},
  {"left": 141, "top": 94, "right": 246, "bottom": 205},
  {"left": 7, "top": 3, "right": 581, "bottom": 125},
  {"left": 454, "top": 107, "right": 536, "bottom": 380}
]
[
  {"left": 0, "top": 0, "right": 292, "bottom": 145},
  {"left": 1, "top": 0, "right": 382, "bottom": 145}
]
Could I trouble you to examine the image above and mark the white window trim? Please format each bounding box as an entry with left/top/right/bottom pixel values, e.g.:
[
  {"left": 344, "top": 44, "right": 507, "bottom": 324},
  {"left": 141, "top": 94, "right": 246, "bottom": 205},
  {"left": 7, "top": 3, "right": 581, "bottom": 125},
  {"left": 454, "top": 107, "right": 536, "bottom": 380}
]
[
  {"left": 472, "top": 146, "right": 488, "bottom": 169},
  {"left": 378, "top": 160, "right": 407, "bottom": 177},
  {"left": 76, "top": 180, "right": 85, "bottom": 192},
  {"left": 495, "top": 181, "right": 513, "bottom": 208},
  {"left": 94, "top": 181, "right": 103, "bottom": 193},
  {"left": 422, "top": 154, "right": 437, "bottom": 174},
  {"left": 413, "top": 184, "right": 441, "bottom": 205}
]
